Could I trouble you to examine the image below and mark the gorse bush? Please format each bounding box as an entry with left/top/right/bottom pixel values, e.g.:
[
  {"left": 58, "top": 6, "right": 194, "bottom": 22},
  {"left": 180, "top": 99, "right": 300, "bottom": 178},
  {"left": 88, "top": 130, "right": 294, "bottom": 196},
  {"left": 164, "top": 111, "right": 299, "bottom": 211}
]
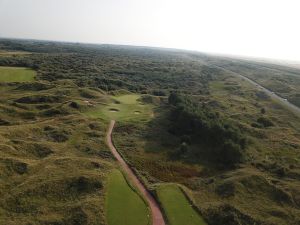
[
  {"left": 257, "top": 117, "right": 274, "bottom": 127},
  {"left": 168, "top": 93, "right": 246, "bottom": 166}
]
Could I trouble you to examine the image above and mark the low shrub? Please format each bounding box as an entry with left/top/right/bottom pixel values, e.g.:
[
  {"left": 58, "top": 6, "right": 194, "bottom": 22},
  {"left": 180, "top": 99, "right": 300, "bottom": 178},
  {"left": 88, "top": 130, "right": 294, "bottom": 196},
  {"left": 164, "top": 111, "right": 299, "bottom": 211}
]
[{"left": 257, "top": 117, "right": 274, "bottom": 127}]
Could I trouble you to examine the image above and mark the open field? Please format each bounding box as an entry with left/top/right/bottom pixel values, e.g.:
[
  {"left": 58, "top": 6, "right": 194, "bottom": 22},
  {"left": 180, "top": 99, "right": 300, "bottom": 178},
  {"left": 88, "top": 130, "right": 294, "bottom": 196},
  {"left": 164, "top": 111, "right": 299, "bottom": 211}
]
[
  {"left": 105, "top": 169, "right": 150, "bottom": 225},
  {"left": 157, "top": 184, "right": 207, "bottom": 225},
  {"left": 0, "top": 66, "right": 36, "bottom": 82},
  {"left": 85, "top": 94, "right": 153, "bottom": 122}
]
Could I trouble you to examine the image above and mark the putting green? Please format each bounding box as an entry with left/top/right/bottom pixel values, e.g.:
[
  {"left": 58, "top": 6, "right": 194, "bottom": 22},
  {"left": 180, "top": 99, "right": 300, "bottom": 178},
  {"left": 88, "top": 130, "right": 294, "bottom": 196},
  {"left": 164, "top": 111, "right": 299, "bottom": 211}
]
[
  {"left": 105, "top": 170, "right": 150, "bottom": 225},
  {"left": 157, "top": 184, "right": 207, "bottom": 225},
  {"left": 0, "top": 66, "right": 36, "bottom": 82},
  {"left": 85, "top": 94, "right": 153, "bottom": 122}
]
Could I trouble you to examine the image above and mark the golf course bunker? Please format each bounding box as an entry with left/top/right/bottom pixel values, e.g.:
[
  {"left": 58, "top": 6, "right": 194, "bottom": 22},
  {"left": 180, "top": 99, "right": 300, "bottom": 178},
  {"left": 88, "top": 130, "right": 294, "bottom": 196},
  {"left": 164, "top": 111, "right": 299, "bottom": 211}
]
[
  {"left": 109, "top": 108, "right": 119, "bottom": 112},
  {"left": 134, "top": 111, "right": 141, "bottom": 114}
]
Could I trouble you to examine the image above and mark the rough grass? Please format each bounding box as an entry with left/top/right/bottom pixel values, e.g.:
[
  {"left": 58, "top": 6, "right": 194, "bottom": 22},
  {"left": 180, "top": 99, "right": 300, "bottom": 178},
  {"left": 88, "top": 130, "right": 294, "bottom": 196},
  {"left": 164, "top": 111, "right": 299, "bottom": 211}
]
[
  {"left": 85, "top": 94, "right": 153, "bottom": 122},
  {"left": 105, "top": 169, "right": 150, "bottom": 225},
  {"left": 0, "top": 66, "right": 36, "bottom": 82},
  {"left": 0, "top": 79, "right": 115, "bottom": 224},
  {"left": 0, "top": 115, "right": 113, "bottom": 225},
  {"left": 157, "top": 184, "right": 207, "bottom": 225},
  {"left": 1, "top": 40, "right": 300, "bottom": 225},
  {"left": 112, "top": 76, "right": 300, "bottom": 225}
]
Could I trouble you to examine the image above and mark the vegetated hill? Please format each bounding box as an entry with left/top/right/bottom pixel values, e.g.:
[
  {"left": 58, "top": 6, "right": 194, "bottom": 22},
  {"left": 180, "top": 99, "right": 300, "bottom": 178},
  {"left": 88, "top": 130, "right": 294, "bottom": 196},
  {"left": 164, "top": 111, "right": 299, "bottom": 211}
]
[
  {"left": 0, "top": 38, "right": 299, "bottom": 225},
  {"left": 0, "top": 78, "right": 114, "bottom": 224}
]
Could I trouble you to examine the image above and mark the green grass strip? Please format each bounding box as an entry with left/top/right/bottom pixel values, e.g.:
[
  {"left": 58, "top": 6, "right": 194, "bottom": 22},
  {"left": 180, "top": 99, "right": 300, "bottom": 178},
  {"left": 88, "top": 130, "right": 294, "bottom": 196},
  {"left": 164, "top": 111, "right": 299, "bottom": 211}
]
[
  {"left": 157, "top": 184, "right": 207, "bottom": 225},
  {"left": 105, "top": 169, "right": 150, "bottom": 225},
  {"left": 0, "top": 66, "right": 36, "bottom": 82}
]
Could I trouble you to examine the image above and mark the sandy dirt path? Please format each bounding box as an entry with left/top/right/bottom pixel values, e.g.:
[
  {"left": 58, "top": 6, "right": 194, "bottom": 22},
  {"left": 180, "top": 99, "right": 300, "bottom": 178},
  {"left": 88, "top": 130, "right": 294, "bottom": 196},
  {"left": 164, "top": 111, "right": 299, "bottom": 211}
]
[{"left": 106, "top": 120, "right": 166, "bottom": 225}]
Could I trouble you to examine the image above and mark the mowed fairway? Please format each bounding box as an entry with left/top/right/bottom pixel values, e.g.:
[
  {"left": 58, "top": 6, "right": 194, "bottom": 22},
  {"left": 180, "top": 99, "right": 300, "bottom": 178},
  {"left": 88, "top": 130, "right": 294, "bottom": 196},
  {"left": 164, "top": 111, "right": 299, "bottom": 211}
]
[
  {"left": 86, "top": 94, "right": 153, "bottom": 122},
  {"left": 157, "top": 184, "right": 207, "bottom": 225},
  {"left": 105, "top": 170, "right": 150, "bottom": 225},
  {"left": 0, "top": 66, "right": 36, "bottom": 82}
]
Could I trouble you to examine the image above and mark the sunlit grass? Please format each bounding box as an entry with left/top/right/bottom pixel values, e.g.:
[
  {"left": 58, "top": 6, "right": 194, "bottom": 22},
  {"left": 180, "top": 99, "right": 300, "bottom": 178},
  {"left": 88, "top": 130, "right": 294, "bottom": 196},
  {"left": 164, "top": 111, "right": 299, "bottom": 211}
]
[
  {"left": 105, "top": 169, "right": 150, "bottom": 225},
  {"left": 85, "top": 94, "right": 153, "bottom": 122},
  {"left": 0, "top": 66, "right": 36, "bottom": 82},
  {"left": 157, "top": 184, "right": 207, "bottom": 225}
]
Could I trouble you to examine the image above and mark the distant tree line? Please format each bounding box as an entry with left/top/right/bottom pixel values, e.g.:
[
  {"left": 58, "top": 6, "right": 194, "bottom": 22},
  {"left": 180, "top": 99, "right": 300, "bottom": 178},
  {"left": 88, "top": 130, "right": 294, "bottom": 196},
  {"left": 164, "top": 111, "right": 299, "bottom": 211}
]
[{"left": 0, "top": 39, "right": 216, "bottom": 95}]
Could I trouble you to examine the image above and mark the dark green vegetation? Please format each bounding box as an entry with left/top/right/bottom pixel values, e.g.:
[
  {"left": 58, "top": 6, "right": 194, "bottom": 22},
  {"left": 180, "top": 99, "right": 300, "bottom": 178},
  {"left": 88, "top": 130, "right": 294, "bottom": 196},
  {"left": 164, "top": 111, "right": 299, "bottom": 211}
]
[
  {"left": 168, "top": 93, "right": 246, "bottom": 166},
  {"left": 156, "top": 184, "right": 207, "bottom": 225},
  {"left": 105, "top": 170, "right": 149, "bottom": 225},
  {"left": 0, "top": 38, "right": 299, "bottom": 225}
]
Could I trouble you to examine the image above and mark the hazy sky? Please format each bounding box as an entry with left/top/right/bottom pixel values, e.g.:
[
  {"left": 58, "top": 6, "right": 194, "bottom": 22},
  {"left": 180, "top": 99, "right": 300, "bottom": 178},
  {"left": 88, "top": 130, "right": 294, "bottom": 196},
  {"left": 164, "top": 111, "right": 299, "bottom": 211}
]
[{"left": 0, "top": 0, "right": 299, "bottom": 61}]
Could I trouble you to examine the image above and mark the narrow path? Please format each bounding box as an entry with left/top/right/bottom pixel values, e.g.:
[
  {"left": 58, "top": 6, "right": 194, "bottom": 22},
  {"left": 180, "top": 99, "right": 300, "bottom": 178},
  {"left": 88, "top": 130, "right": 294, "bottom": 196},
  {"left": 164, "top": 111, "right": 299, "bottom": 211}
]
[{"left": 106, "top": 120, "right": 166, "bottom": 225}]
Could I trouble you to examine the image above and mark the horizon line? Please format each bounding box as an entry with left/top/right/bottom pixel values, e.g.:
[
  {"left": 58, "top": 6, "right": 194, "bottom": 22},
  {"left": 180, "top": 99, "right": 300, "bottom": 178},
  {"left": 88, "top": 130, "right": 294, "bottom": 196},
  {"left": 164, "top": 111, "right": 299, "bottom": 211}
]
[{"left": 1, "top": 35, "right": 299, "bottom": 65}]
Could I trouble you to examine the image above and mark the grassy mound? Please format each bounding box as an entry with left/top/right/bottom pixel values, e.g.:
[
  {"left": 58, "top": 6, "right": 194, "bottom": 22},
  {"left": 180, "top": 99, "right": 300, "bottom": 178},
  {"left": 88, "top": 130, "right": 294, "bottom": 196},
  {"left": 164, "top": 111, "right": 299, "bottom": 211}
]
[
  {"left": 0, "top": 158, "right": 28, "bottom": 176},
  {"left": 0, "top": 111, "right": 112, "bottom": 224},
  {"left": 15, "top": 94, "right": 62, "bottom": 104},
  {"left": 14, "top": 141, "right": 54, "bottom": 158},
  {"left": 79, "top": 88, "right": 105, "bottom": 99},
  {"left": 140, "top": 94, "right": 163, "bottom": 105},
  {"left": 16, "top": 82, "right": 54, "bottom": 91}
]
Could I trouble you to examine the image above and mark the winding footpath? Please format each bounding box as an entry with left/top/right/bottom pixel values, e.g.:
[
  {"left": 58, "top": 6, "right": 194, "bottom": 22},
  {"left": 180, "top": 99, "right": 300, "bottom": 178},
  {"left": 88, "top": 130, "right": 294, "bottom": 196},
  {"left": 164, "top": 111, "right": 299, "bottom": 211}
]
[{"left": 106, "top": 120, "right": 166, "bottom": 225}]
